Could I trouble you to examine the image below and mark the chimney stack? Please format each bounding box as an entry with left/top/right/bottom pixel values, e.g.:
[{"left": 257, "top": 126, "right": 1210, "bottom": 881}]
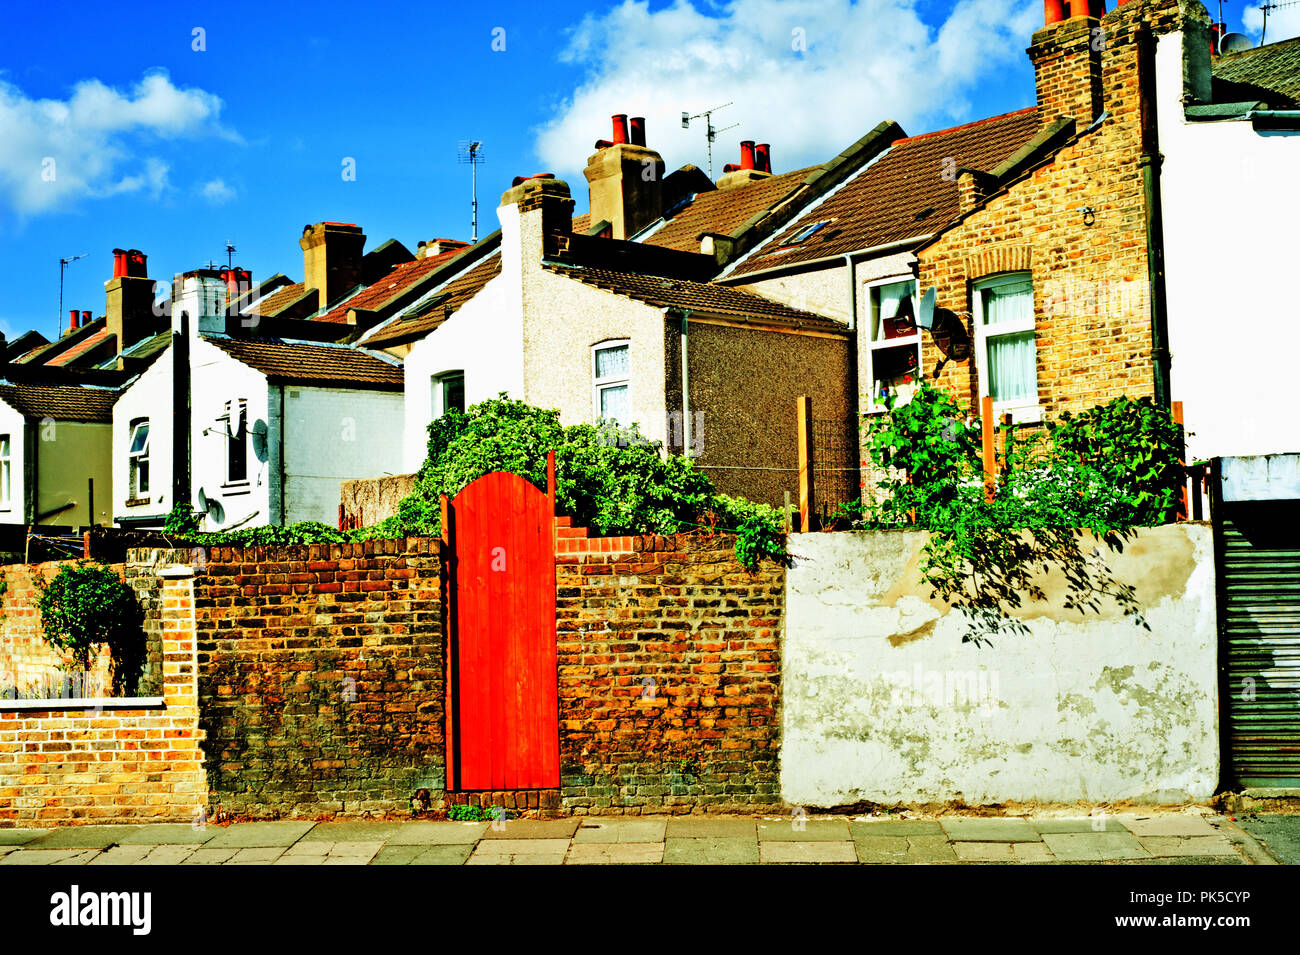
[
  {"left": 716, "top": 141, "right": 775, "bottom": 189},
  {"left": 1029, "top": 0, "right": 1105, "bottom": 128},
  {"left": 105, "top": 248, "right": 158, "bottom": 352},
  {"left": 300, "top": 222, "right": 366, "bottom": 311},
  {"left": 584, "top": 113, "right": 666, "bottom": 240},
  {"left": 499, "top": 173, "right": 575, "bottom": 264}
]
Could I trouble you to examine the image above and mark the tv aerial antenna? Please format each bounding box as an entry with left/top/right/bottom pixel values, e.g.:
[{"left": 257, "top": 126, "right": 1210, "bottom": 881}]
[
  {"left": 1260, "top": 0, "right": 1300, "bottom": 44},
  {"left": 681, "top": 102, "right": 739, "bottom": 179},
  {"left": 225, "top": 241, "right": 237, "bottom": 270},
  {"left": 58, "top": 253, "right": 88, "bottom": 338},
  {"left": 457, "top": 140, "right": 486, "bottom": 243}
]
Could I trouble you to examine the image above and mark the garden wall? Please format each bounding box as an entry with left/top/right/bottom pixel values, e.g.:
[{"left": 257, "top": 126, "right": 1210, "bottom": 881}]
[
  {"left": 557, "top": 531, "right": 783, "bottom": 814},
  {"left": 781, "top": 524, "right": 1219, "bottom": 807},
  {"left": 192, "top": 539, "right": 444, "bottom": 818},
  {"left": 0, "top": 553, "right": 205, "bottom": 826}
]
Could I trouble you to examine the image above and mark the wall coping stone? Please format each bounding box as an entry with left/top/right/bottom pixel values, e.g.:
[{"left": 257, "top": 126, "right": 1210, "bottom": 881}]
[{"left": 0, "top": 696, "right": 166, "bottom": 712}]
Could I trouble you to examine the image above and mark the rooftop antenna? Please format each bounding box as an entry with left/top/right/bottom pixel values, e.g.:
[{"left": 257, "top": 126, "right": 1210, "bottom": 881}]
[
  {"left": 1259, "top": 1, "right": 1299, "bottom": 44},
  {"left": 457, "top": 140, "right": 486, "bottom": 243},
  {"left": 682, "top": 102, "right": 739, "bottom": 179},
  {"left": 225, "top": 240, "right": 236, "bottom": 270},
  {"left": 58, "top": 253, "right": 87, "bottom": 338}
]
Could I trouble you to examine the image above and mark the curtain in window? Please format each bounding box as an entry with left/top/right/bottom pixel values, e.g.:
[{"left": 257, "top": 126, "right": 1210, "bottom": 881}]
[
  {"left": 988, "top": 331, "right": 1036, "bottom": 403},
  {"left": 982, "top": 281, "right": 1033, "bottom": 326},
  {"left": 599, "top": 384, "right": 629, "bottom": 424},
  {"left": 595, "top": 345, "right": 629, "bottom": 378},
  {"left": 875, "top": 282, "right": 913, "bottom": 341}
]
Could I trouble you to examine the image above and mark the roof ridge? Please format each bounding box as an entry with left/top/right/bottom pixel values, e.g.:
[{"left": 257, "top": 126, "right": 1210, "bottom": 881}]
[{"left": 893, "top": 106, "right": 1038, "bottom": 146}]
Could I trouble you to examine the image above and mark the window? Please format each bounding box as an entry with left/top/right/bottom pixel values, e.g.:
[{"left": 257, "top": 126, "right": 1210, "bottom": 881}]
[
  {"left": 223, "top": 400, "right": 248, "bottom": 484},
  {"left": 786, "top": 220, "right": 831, "bottom": 245},
  {"left": 592, "top": 341, "right": 630, "bottom": 426},
  {"left": 432, "top": 371, "right": 465, "bottom": 418},
  {"left": 974, "top": 273, "right": 1038, "bottom": 418},
  {"left": 128, "top": 419, "right": 150, "bottom": 498},
  {"left": 0, "top": 434, "right": 10, "bottom": 507},
  {"left": 865, "top": 279, "right": 922, "bottom": 412}
]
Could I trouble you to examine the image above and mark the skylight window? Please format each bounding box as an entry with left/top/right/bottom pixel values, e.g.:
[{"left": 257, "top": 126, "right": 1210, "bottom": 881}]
[{"left": 785, "top": 220, "right": 831, "bottom": 245}]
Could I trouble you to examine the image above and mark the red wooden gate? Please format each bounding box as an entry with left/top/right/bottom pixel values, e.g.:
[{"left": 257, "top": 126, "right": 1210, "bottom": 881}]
[{"left": 443, "top": 458, "right": 558, "bottom": 791}]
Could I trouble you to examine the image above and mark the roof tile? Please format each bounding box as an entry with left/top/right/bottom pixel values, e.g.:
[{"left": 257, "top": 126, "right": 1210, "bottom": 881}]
[{"left": 206, "top": 338, "right": 403, "bottom": 389}]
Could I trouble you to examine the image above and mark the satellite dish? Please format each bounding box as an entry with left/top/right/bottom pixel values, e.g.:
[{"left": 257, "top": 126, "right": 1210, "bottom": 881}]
[
  {"left": 251, "top": 419, "right": 270, "bottom": 461},
  {"left": 916, "top": 287, "right": 937, "bottom": 331},
  {"left": 1219, "top": 32, "right": 1252, "bottom": 54},
  {"left": 196, "top": 488, "right": 212, "bottom": 513}
]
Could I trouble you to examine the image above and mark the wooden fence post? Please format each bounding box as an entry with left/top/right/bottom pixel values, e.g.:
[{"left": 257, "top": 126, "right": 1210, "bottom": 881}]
[
  {"left": 796, "top": 395, "right": 816, "bottom": 532},
  {"left": 981, "top": 395, "right": 995, "bottom": 504},
  {"left": 1172, "top": 400, "right": 1188, "bottom": 521}
]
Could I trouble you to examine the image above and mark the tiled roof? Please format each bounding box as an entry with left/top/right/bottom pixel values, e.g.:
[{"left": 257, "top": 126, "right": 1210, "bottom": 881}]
[
  {"left": 0, "top": 383, "right": 118, "bottom": 422},
  {"left": 206, "top": 338, "right": 403, "bottom": 389},
  {"left": 638, "top": 168, "right": 817, "bottom": 253},
  {"left": 726, "top": 108, "right": 1043, "bottom": 277},
  {"left": 250, "top": 282, "right": 313, "bottom": 318},
  {"left": 46, "top": 327, "right": 114, "bottom": 367},
  {"left": 1211, "top": 36, "right": 1300, "bottom": 107},
  {"left": 362, "top": 254, "right": 503, "bottom": 347},
  {"left": 314, "top": 246, "right": 470, "bottom": 324},
  {"left": 545, "top": 263, "right": 848, "bottom": 333}
]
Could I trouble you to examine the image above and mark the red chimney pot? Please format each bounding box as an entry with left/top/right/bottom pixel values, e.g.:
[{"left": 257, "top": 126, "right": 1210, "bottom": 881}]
[
  {"left": 81, "top": 310, "right": 92, "bottom": 325},
  {"left": 611, "top": 114, "right": 629, "bottom": 145},
  {"left": 1044, "top": 0, "right": 1066, "bottom": 23},
  {"left": 1086, "top": 0, "right": 1106, "bottom": 17},
  {"left": 629, "top": 116, "right": 646, "bottom": 147},
  {"left": 112, "top": 249, "right": 128, "bottom": 279},
  {"left": 722, "top": 163, "right": 740, "bottom": 174},
  {"left": 739, "top": 141, "right": 756, "bottom": 171},
  {"left": 755, "top": 143, "right": 771, "bottom": 174},
  {"left": 69, "top": 309, "right": 80, "bottom": 332}
]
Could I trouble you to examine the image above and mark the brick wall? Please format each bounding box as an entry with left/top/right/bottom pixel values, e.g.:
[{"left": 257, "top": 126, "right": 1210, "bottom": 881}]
[
  {"left": 0, "top": 555, "right": 205, "bottom": 826},
  {"left": 193, "top": 539, "right": 445, "bottom": 818},
  {"left": 916, "top": 0, "right": 1186, "bottom": 418},
  {"left": 556, "top": 530, "right": 783, "bottom": 814},
  {"left": 1, "top": 562, "right": 115, "bottom": 698}
]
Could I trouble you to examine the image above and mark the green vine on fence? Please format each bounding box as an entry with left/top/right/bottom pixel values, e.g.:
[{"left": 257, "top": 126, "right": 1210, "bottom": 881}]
[{"left": 856, "top": 384, "right": 1184, "bottom": 644}]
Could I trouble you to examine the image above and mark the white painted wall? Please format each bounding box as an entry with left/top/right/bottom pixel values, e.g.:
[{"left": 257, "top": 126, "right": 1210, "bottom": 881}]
[
  {"left": 112, "top": 349, "right": 174, "bottom": 523},
  {"left": 0, "top": 400, "right": 25, "bottom": 524},
  {"left": 281, "top": 385, "right": 404, "bottom": 525},
  {"left": 782, "top": 525, "right": 1219, "bottom": 806},
  {"left": 1157, "top": 32, "right": 1300, "bottom": 460}
]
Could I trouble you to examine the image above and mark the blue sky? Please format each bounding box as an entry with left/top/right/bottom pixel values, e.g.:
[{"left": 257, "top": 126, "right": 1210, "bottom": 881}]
[{"left": 0, "top": 0, "right": 1287, "bottom": 341}]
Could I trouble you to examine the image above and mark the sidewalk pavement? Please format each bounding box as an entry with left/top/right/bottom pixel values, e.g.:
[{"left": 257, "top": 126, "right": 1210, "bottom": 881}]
[{"left": 0, "top": 810, "right": 1285, "bottom": 865}]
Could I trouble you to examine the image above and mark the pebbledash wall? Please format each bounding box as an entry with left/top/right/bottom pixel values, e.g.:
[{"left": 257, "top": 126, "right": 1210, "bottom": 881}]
[
  {"left": 0, "top": 554, "right": 205, "bottom": 826},
  {"left": 782, "top": 524, "right": 1219, "bottom": 807}
]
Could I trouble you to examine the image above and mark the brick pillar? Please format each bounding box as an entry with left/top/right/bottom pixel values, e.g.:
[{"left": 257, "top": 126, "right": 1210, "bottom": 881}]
[{"left": 1028, "top": 14, "right": 1103, "bottom": 128}]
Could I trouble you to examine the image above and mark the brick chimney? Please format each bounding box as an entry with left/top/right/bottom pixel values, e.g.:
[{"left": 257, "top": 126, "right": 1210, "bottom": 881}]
[
  {"left": 300, "top": 222, "right": 366, "bottom": 311},
  {"left": 584, "top": 114, "right": 666, "bottom": 240},
  {"left": 1029, "top": 0, "right": 1105, "bottom": 128},
  {"left": 499, "top": 174, "right": 574, "bottom": 264},
  {"left": 104, "top": 248, "right": 156, "bottom": 351}
]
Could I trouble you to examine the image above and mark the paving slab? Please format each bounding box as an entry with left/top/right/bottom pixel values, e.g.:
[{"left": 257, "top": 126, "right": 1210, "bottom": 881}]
[
  {"left": 0, "top": 829, "right": 43, "bottom": 846},
  {"left": 479, "top": 819, "right": 580, "bottom": 840},
  {"left": 953, "top": 841, "right": 1015, "bottom": 862},
  {"left": 181, "top": 847, "right": 239, "bottom": 865},
  {"left": 566, "top": 842, "right": 664, "bottom": 864},
  {"left": 940, "top": 818, "right": 1039, "bottom": 842},
  {"left": 27, "top": 826, "right": 140, "bottom": 849},
  {"left": 854, "top": 836, "right": 910, "bottom": 863},
  {"left": 903, "top": 835, "right": 958, "bottom": 864},
  {"left": 849, "top": 820, "right": 944, "bottom": 838},
  {"left": 225, "top": 846, "right": 287, "bottom": 864},
  {"left": 88, "top": 844, "right": 155, "bottom": 865},
  {"left": 466, "top": 838, "right": 570, "bottom": 865},
  {"left": 388, "top": 821, "right": 488, "bottom": 845},
  {"left": 1042, "top": 831, "right": 1150, "bottom": 862},
  {"left": 299, "top": 821, "right": 403, "bottom": 843},
  {"left": 371, "top": 844, "right": 473, "bottom": 865},
  {"left": 760, "top": 841, "right": 857, "bottom": 864},
  {"left": 665, "top": 818, "right": 757, "bottom": 839},
  {"left": 1031, "top": 818, "right": 1110, "bottom": 834},
  {"left": 574, "top": 819, "right": 667, "bottom": 844},
  {"left": 1012, "top": 842, "right": 1057, "bottom": 863},
  {"left": 663, "top": 837, "right": 759, "bottom": 865},
  {"left": 116, "top": 824, "right": 216, "bottom": 845},
  {"left": 139, "top": 845, "right": 198, "bottom": 865},
  {"left": 203, "top": 821, "right": 315, "bottom": 849},
  {"left": 756, "top": 820, "right": 852, "bottom": 842},
  {"left": 1, "top": 848, "right": 100, "bottom": 865},
  {"left": 1137, "top": 836, "right": 1240, "bottom": 858},
  {"left": 1119, "top": 815, "right": 1220, "bottom": 838}
]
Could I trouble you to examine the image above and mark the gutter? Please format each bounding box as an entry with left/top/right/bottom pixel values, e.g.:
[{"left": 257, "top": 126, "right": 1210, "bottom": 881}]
[
  {"left": 718, "top": 235, "right": 931, "bottom": 285},
  {"left": 679, "top": 309, "right": 692, "bottom": 458},
  {"left": 1245, "top": 109, "right": 1300, "bottom": 130}
]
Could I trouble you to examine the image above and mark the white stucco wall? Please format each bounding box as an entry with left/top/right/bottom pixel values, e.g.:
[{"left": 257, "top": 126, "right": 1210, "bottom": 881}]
[
  {"left": 782, "top": 524, "right": 1219, "bottom": 806},
  {"left": 281, "top": 385, "right": 404, "bottom": 525},
  {"left": 0, "top": 401, "right": 25, "bottom": 524},
  {"left": 112, "top": 349, "right": 174, "bottom": 523},
  {"left": 1157, "top": 32, "right": 1300, "bottom": 460}
]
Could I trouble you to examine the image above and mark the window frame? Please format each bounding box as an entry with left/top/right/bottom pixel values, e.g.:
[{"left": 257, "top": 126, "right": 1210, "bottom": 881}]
[
  {"left": 127, "top": 418, "right": 150, "bottom": 500},
  {"left": 0, "top": 433, "right": 11, "bottom": 510},
  {"left": 972, "top": 271, "right": 1042, "bottom": 423},
  {"left": 221, "top": 399, "right": 250, "bottom": 490},
  {"left": 862, "top": 276, "right": 923, "bottom": 415},
  {"left": 431, "top": 370, "right": 466, "bottom": 419},
  {"left": 591, "top": 340, "right": 631, "bottom": 426}
]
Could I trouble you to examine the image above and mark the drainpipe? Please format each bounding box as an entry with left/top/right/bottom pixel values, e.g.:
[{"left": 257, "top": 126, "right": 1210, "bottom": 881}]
[
  {"left": 843, "top": 253, "right": 862, "bottom": 462},
  {"left": 679, "top": 309, "right": 692, "bottom": 457},
  {"left": 172, "top": 310, "right": 192, "bottom": 511},
  {"left": 1138, "top": 26, "right": 1172, "bottom": 409}
]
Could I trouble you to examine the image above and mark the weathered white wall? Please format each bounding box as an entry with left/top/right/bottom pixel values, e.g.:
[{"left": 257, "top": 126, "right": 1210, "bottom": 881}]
[
  {"left": 782, "top": 524, "right": 1219, "bottom": 806},
  {"left": 1157, "top": 31, "right": 1300, "bottom": 460},
  {"left": 282, "top": 385, "right": 404, "bottom": 525},
  {"left": 0, "top": 401, "right": 25, "bottom": 524},
  {"left": 112, "top": 349, "right": 174, "bottom": 523}
]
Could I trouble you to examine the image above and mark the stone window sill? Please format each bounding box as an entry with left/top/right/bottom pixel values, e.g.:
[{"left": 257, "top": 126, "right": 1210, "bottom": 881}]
[{"left": 0, "top": 696, "right": 165, "bottom": 712}]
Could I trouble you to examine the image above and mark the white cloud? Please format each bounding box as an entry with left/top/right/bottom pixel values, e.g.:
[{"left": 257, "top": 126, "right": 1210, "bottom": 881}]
[
  {"left": 0, "top": 69, "right": 231, "bottom": 215},
  {"left": 535, "top": 0, "right": 1041, "bottom": 186},
  {"left": 200, "top": 177, "right": 236, "bottom": 204},
  {"left": 1242, "top": 3, "right": 1300, "bottom": 43}
]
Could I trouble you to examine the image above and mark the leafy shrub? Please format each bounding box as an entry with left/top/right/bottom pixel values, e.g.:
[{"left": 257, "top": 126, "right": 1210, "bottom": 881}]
[
  {"left": 706, "top": 495, "right": 793, "bottom": 570},
  {"left": 447, "top": 804, "right": 505, "bottom": 822},
  {"left": 35, "top": 563, "right": 145, "bottom": 695},
  {"left": 163, "top": 501, "right": 202, "bottom": 536}
]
